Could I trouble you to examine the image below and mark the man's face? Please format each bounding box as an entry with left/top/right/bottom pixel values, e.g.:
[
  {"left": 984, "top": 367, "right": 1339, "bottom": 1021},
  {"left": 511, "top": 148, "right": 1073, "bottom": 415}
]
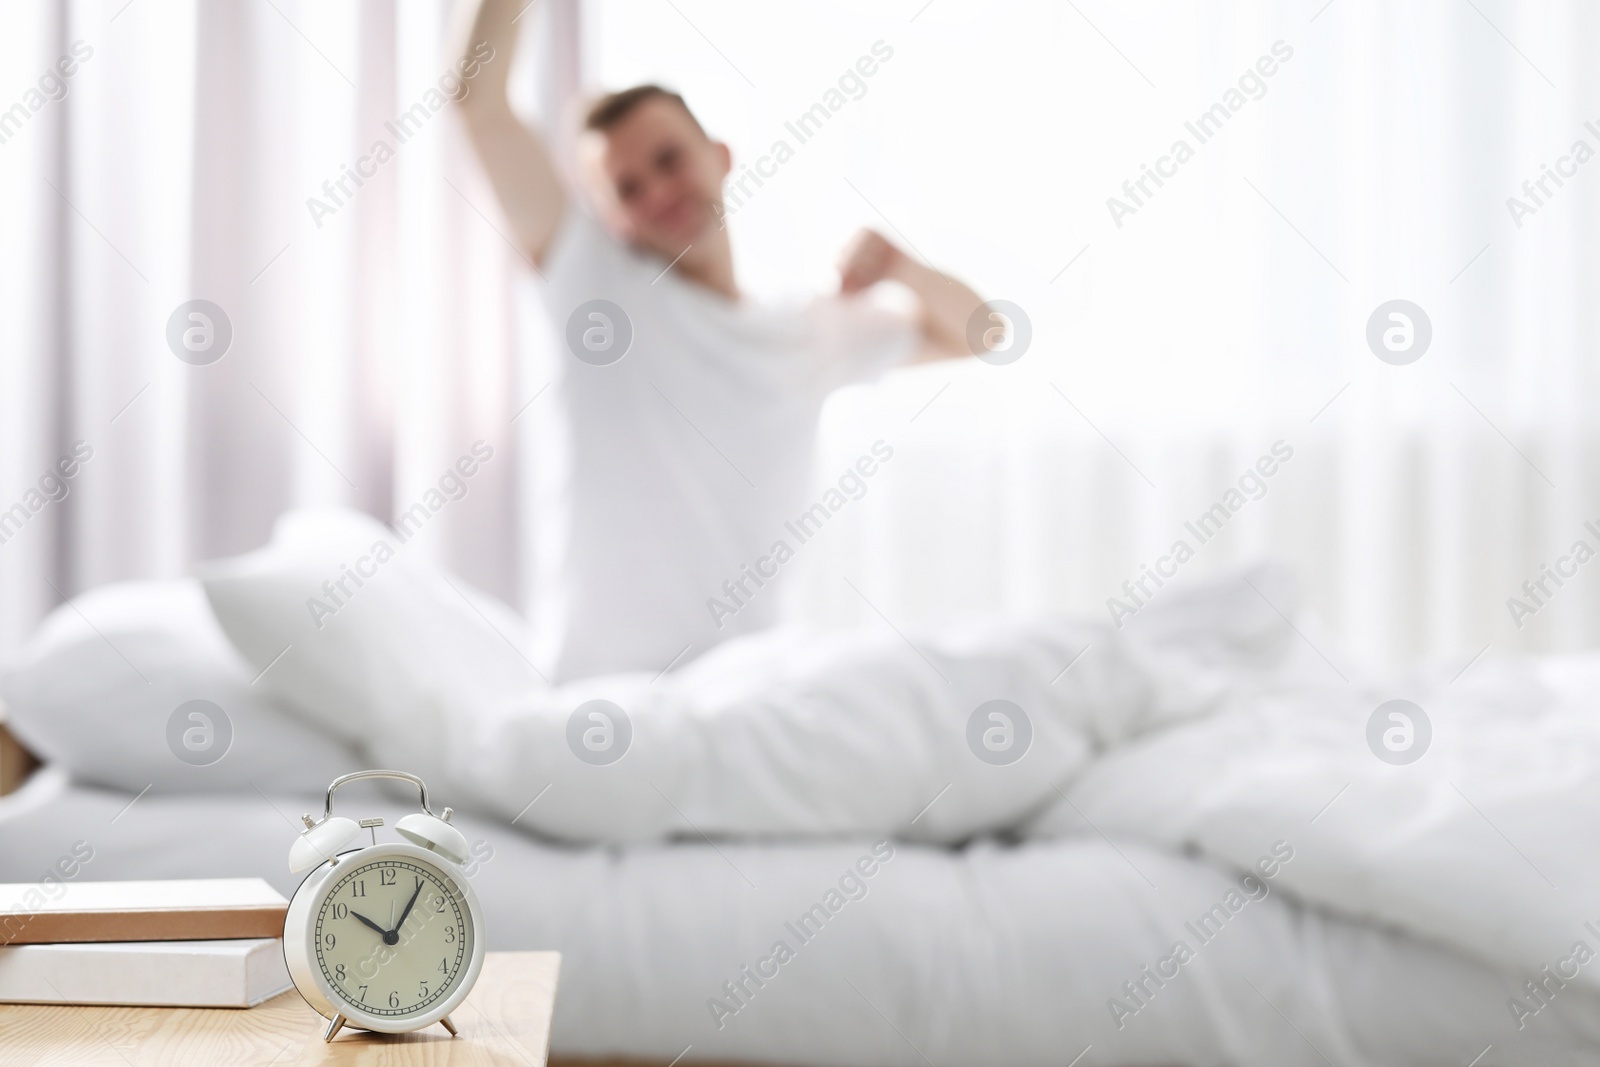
[{"left": 581, "top": 97, "right": 730, "bottom": 260}]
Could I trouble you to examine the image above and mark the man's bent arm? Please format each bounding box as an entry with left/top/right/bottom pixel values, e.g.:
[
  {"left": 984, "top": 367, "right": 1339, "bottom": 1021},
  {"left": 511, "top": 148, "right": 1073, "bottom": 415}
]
[
  {"left": 887, "top": 255, "right": 987, "bottom": 363},
  {"left": 838, "top": 228, "right": 985, "bottom": 363},
  {"left": 449, "top": 0, "right": 568, "bottom": 267}
]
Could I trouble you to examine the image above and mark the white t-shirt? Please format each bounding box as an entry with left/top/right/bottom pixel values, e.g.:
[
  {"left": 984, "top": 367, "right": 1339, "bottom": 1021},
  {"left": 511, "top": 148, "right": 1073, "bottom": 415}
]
[{"left": 530, "top": 211, "right": 915, "bottom": 682}]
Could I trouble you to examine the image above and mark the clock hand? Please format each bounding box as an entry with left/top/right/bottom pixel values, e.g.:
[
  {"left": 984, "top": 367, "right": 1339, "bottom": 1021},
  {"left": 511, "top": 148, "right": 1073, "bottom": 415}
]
[
  {"left": 349, "top": 910, "right": 387, "bottom": 937},
  {"left": 393, "top": 878, "right": 424, "bottom": 934}
]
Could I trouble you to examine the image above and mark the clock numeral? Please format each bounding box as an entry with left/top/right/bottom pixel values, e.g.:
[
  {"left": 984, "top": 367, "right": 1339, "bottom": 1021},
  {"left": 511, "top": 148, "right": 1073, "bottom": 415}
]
[
  {"left": 380, "top": 867, "right": 397, "bottom": 886},
  {"left": 331, "top": 903, "right": 348, "bottom": 919},
  {"left": 389, "top": 990, "right": 401, "bottom": 1009},
  {"left": 335, "top": 964, "right": 346, "bottom": 981},
  {"left": 438, "top": 958, "right": 449, "bottom": 975},
  {"left": 358, "top": 985, "right": 368, "bottom": 1003},
  {"left": 435, "top": 895, "right": 446, "bottom": 913},
  {"left": 418, "top": 980, "right": 429, "bottom": 998},
  {"left": 323, "top": 933, "right": 336, "bottom": 950},
  {"left": 351, "top": 880, "right": 366, "bottom": 897},
  {"left": 444, "top": 925, "right": 455, "bottom": 944}
]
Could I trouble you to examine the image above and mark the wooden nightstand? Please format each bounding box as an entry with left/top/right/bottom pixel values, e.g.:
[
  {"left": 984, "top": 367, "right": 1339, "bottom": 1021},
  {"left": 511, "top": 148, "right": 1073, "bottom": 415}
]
[{"left": 0, "top": 950, "right": 558, "bottom": 1065}]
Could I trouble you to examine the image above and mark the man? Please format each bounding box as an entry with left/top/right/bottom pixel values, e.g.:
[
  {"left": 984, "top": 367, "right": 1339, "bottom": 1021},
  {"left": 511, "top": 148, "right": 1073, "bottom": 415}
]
[{"left": 451, "top": 0, "right": 987, "bottom": 682}]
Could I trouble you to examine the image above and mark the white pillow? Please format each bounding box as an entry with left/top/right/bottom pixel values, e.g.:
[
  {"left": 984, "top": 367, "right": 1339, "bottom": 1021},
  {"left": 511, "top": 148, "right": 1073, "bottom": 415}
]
[
  {"left": 199, "top": 508, "right": 544, "bottom": 749},
  {"left": 0, "top": 580, "right": 361, "bottom": 794}
]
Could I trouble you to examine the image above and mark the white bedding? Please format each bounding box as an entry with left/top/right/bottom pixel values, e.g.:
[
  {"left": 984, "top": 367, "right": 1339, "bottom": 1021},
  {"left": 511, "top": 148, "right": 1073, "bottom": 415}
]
[
  {"left": 232, "top": 556, "right": 1600, "bottom": 1021},
  {"left": 248, "top": 563, "right": 1299, "bottom": 846},
  {"left": 8, "top": 550, "right": 1600, "bottom": 1063},
  {"left": 1030, "top": 647, "right": 1600, "bottom": 1006},
  {"left": 1, "top": 770, "right": 1597, "bottom": 1066}
]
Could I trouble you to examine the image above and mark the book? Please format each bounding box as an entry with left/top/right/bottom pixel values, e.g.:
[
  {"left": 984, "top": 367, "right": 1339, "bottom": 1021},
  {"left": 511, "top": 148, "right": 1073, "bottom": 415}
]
[
  {"left": 0, "top": 938, "right": 292, "bottom": 1007},
  {"left": 0, "top": 878, "right": 286, "bottom": 945}
]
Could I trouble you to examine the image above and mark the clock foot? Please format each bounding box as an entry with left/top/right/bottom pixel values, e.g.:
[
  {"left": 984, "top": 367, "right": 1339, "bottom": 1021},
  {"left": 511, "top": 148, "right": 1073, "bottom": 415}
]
[
  {"left": 323, "top": 1013, "right": 346, "bottom": 1043},
  {"left": 440, "top": 1014, "right": 459, "bottom": 1037}
]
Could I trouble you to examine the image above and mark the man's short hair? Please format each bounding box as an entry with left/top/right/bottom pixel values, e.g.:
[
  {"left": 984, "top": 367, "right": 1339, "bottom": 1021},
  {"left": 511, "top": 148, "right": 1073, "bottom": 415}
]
[{"left": 583, "top": 84, "right": 705, "bottom": 136}]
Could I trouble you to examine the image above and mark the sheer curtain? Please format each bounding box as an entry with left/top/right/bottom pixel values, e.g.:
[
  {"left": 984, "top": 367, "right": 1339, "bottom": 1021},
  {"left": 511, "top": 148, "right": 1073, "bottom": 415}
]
[
  {"left": 4, "top": 0, "right": 1597, "bottom": 675},
  {"left": 590, "top": 0, "right": 1600, "bottom": 673},
  {"left": 0, "top": 0, "right": 573, "bottom": 653}
]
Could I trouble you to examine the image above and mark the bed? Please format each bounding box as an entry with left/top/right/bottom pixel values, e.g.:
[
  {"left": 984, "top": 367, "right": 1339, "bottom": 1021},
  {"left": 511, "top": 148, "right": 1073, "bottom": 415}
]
[
  {"left": 3, "top": 517, "right": 1599, "bottom": 1064},
  {"left": 0, "top": 763, "right": 1596, "bottom": 1066}
]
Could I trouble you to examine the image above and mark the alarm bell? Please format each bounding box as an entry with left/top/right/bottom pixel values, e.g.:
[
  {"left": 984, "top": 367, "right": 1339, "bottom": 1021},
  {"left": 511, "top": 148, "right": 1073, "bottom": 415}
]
[
  {"left": 396, "top": 810, "right": 470, "bottom": 865},
  {"left": 288, "top": 816, "right": 362, "bottom": 874}
]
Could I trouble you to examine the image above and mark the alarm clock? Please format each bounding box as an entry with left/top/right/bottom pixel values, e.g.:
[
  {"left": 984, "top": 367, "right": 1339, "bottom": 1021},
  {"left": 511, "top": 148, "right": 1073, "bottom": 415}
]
[{"left": 283, "top": 769, "right": 486, "bottom": 1043}]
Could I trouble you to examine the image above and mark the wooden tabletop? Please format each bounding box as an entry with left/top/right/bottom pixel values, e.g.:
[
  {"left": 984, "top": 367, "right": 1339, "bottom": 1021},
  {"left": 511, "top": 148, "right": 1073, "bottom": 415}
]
[{"left": 0, "top": 950, "right": 559, "bottom": 1066}]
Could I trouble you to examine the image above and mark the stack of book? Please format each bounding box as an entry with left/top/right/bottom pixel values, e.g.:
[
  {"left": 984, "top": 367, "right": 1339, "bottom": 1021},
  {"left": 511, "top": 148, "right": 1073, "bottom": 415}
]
[{"left": 0, "top": 879, "right": 292, "bottom": 1007}]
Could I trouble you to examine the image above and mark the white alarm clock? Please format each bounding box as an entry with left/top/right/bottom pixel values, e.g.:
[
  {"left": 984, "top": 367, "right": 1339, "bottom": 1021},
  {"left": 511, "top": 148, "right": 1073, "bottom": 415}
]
[{"left": 283, "top": 769, "right": 486, "bottom": 1043}]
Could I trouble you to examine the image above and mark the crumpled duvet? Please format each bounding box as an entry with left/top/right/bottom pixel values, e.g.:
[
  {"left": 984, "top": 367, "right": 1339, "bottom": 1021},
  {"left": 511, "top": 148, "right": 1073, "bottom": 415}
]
[{"left": 231, "top": 556, "right": 1600, "bottom": 1005}]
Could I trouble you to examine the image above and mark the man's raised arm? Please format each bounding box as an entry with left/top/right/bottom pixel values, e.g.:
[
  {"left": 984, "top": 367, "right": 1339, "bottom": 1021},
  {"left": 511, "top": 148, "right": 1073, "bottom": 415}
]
[{"left": 449, "top": 0, "right": 568, "bottom": 268}]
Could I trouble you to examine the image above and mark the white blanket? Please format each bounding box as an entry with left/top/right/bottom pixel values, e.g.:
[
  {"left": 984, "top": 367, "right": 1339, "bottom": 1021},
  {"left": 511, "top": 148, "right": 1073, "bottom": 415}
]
[
  {"left": 300, "top": 569, "right": 1296, "bottom": 846},
  {"left": 207, "top": 531, "right": 1599, "bottom": 1015},
  {"left": 1030, "top": 642, "right": 1600, "bottom": 1003}
]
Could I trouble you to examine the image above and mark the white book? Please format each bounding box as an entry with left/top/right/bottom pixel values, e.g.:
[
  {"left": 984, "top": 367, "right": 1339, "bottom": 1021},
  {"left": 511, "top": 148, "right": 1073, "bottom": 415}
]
[{"left": 0, "top": 938, "right": 292, "bottom": 1007}]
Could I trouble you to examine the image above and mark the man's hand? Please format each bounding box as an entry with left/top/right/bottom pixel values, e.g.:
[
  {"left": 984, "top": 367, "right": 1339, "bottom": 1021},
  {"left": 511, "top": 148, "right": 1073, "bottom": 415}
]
[{"left": 837, "top": 229, "right": 904, "bottom": 294}]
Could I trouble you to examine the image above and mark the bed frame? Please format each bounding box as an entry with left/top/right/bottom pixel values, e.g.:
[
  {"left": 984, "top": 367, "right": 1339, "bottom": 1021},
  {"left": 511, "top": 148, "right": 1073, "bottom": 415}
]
[{"left": 0, "top": 712, "right": 38, "bottom": 797}]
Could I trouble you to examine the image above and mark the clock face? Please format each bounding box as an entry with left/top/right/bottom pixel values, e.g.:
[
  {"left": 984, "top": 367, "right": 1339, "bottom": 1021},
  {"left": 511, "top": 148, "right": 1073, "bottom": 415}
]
[{"left": 311, "top": 856, "right": 474, "bottom": 1019}]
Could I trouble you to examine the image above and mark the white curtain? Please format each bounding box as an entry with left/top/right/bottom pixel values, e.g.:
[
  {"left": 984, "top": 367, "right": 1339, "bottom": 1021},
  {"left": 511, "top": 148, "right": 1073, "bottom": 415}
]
[
  {"left": 0, "top": 0, "right": 573, "bottom": 653},
  {"left": 4, "top": 0, "right": 1598, "bottom": 677},
  {"left": 589, "top": 0, "right": 1600, "bottom": 673}
]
